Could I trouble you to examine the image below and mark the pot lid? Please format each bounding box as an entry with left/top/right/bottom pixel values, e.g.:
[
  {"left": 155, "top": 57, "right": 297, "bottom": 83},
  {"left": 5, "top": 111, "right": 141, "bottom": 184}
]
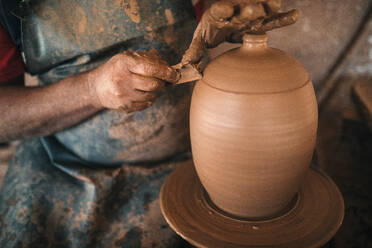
[{"left": 202, "top": 34, "right": 310, "bottom": 94}]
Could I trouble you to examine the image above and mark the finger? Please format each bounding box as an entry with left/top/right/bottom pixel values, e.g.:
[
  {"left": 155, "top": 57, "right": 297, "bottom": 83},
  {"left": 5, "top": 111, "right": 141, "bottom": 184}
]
[
  {"left": 210, "top": 1, "right": 234, "bottom": 21},
  {"left": 127, "top": 101, "right": 154, "bottom": 113},
  {"left": 239, "top": 3, "right": 266, "bottom": 22},
  {"left": 130, "top": 74, "right": 165, "bottom": 92},
  {"left": 181, "top": 25, "right": 206, "bottom": 65},
  {"left": 117, "top": 101, "right": 153, "bottom": 114},
  {"left": 265, "top": 0, "right": 281, "bottom": 13},
  {"left": 262, "top": 9, "right": 299, "bottom": 32},
  {"left": 117, "top": 105, "right": 131, "bottom": 113},
  {"left": 131, "top": 90, "right": 157, "bottom": 102},
  {"left": 135, "top": 49, "right": 165, "bottom": 62},
  {"left": 126, "top": 51, "right": 180, "bottom": 83}
]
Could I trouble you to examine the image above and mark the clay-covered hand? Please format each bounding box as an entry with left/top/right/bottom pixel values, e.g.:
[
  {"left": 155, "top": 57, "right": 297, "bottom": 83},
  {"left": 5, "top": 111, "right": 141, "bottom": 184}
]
[
  {"left": 89, "top": 50, "right": 179, "bottom": 113},
  {"left": 181, "top": 0, "right": 299, "bottom": 67}
]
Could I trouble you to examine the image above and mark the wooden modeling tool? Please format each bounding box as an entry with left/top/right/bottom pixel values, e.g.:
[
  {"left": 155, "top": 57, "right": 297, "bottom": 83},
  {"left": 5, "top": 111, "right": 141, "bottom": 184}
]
[{"left": 172, "top": 63, "right": 202, "bottom": 84}]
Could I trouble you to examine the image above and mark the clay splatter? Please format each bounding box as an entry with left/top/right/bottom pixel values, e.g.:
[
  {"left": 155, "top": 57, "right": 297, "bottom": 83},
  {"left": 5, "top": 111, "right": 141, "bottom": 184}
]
[
  {"left": 165, "top": 9, "right": 175, "bottom": 25},
  {"left": 77, "top": 6, "right": 87, "bottom": 34},
  {"left": 124, "top": 0, "right": 141, "bottom": 24}
]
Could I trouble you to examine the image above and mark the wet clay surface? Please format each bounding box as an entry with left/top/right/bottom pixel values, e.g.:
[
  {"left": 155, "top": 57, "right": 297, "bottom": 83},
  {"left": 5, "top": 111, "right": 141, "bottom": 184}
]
[
  {"left": 190, "top": 34, "right": 318, "bottom": 218},
  {"left": 202, "top": 34, "right": 309, "bottom": 93}
]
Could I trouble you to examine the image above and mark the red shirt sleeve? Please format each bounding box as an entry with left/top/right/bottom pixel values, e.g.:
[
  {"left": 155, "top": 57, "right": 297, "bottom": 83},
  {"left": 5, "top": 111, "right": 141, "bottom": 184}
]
[
  {"left": 192, "top": 0, "right": 205, "bottom": 23},
  {"left": 0, "top": 25, "right": 24, "bottom": 83}
]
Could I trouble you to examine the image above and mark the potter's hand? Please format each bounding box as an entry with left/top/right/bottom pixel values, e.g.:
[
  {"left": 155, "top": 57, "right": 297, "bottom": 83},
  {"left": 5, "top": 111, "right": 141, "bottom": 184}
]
[
  {"left": 181, "top": 0, "right": 299, "bottom": 67},
  {"left": 89, "top": 50, "right": 179, "bottom": 113}
]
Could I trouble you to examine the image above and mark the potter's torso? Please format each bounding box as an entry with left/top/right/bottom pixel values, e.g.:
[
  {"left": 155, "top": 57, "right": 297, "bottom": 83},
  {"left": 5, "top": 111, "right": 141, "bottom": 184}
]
[{"left": 22, "top": 0, "right": 196, "bottom": 164}]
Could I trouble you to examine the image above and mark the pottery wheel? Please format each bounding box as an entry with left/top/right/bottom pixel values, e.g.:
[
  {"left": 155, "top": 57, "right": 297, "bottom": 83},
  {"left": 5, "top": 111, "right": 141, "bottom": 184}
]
[{"left": 160, "top": 161, "right": 344, "bottom": 248}]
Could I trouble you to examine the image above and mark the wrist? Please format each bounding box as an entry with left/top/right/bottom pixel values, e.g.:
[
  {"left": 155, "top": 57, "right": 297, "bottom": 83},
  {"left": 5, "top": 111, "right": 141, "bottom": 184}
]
[{"left": 86, "top": 69, "right": 104, "bottom": 109}]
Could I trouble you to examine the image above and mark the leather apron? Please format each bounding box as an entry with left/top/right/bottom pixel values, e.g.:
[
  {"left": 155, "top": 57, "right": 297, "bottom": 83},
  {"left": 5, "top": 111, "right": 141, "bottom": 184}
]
[{"left": 0, "top": 1, "right": 196, "bottom": 247}]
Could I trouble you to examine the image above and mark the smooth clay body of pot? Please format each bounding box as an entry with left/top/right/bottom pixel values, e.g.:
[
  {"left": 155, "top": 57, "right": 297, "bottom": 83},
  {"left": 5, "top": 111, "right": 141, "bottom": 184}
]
[{"left": 190, "top": 34, "right": 318, "bottom": 219}]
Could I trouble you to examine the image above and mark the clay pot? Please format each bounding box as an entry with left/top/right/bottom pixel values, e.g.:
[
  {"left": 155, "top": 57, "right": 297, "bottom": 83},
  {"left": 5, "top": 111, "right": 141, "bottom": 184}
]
[{"left": 190, "top": 34, "right": 318, "bottom": 219}]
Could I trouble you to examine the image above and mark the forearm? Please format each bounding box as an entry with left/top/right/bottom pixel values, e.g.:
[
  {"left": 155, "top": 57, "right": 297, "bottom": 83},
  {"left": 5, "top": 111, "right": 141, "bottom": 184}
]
[{"left": 0, "top": 72, "right": 102, "bottom": 142}]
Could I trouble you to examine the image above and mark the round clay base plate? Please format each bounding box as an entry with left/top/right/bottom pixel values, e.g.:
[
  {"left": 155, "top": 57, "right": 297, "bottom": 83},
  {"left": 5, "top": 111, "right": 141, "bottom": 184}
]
[{"left": 160, "top": 161, "right": 344, "bottom": 248}]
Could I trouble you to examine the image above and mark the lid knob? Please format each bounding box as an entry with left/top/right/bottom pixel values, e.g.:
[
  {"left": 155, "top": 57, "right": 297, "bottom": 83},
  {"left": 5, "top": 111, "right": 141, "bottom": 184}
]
[{"left": 242, "top": 34, "right": 268, "bottom": 49}]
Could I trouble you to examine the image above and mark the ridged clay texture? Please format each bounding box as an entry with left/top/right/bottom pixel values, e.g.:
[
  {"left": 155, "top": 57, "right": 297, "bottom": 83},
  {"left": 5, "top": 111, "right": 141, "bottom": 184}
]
[{"left": 190, "top": 34, "right": 318, "bottom": 219}]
